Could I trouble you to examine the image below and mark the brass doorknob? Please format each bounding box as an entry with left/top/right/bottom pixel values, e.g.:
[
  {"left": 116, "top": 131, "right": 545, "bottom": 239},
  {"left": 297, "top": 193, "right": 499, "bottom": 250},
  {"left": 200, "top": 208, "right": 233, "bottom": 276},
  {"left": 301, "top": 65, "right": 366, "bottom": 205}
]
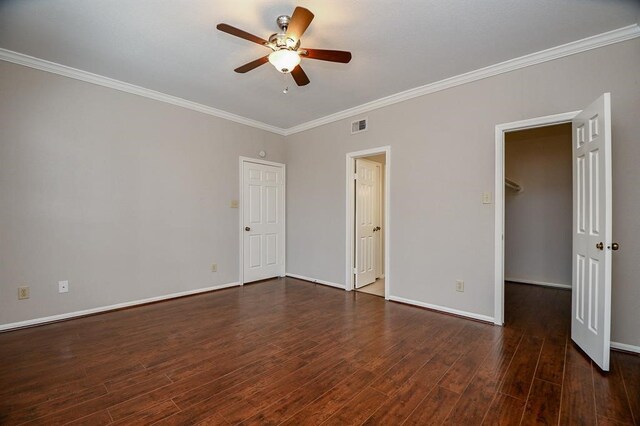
[
  {"left": 245, "top": 226, "right": 251, "bottom": 231},
  {"left": 596, "top": 242, "right": 604, "bottom": 250},
  {"left": 609, "top": 242, "right": 620, "bottom": 251}
]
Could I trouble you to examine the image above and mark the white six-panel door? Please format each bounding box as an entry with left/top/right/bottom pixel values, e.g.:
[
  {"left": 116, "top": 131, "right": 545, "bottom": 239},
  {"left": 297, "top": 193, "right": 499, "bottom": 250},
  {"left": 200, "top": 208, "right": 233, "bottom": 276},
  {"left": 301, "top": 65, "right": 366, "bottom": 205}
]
[
  {"left": 355, "top": 159, "right": 379, "bottom": 288},
  {"left": 572, "top": 93, "right": 612, "bottom": 371},
  {"left": 242, "top": 161, "right": 284, "bottom": 283}
]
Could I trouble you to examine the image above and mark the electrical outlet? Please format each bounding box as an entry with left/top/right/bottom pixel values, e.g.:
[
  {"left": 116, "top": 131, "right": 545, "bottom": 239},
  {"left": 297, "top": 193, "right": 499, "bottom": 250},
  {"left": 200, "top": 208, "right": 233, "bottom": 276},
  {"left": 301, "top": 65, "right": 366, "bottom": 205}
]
[
  {"left": 211, "top": 263, "right": 217, "bottom": 272},
  {"left": 58, "top": 280, "right": 69, "bottom": 293},
  {"left": 482, "top": 192, "right": 492, "bottom": 204},
  {"left": 456, "top": 280, "right": 464, "bottom": 292},
  {"left": 18, "top": 286, "right": 29, "bottom": 300}
]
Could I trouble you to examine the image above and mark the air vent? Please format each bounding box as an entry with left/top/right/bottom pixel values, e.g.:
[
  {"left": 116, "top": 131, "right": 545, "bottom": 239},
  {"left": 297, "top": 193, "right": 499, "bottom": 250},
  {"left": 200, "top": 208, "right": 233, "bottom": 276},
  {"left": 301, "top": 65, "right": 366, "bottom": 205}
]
[{"left": 351, "top": 118, "right": 368, "bottom": 134}]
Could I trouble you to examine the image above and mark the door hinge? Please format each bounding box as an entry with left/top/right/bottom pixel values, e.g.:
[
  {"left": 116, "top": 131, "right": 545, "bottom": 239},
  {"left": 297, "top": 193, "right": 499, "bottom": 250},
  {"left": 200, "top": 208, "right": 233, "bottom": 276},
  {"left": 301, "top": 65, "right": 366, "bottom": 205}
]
[
  {"left": 353, "top": 173, "right": 358, "bottom": 180},
  {"left": 353, "top": 267, "right": 357, "bottom": 274}
]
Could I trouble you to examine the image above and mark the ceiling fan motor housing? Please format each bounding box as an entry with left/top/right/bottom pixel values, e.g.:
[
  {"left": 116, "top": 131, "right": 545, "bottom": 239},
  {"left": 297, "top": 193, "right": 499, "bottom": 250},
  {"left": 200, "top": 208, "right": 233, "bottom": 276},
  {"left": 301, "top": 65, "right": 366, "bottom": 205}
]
[{"left": 268, "top": 32, "right": 300, "bottom": 51}]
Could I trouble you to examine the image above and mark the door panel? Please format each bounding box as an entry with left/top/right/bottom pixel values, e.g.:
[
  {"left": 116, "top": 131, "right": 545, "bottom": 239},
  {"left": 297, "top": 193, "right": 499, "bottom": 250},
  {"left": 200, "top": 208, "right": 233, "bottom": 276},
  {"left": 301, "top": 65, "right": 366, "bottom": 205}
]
[
  {"left": 243, "top": 161, "right": 284, "bottom": 283},
  {"left": 571, "top": 93, "right": 612, "bottom": 371},
  {"left": 355, "top": 159, "right": 379, "bottom": 288}
]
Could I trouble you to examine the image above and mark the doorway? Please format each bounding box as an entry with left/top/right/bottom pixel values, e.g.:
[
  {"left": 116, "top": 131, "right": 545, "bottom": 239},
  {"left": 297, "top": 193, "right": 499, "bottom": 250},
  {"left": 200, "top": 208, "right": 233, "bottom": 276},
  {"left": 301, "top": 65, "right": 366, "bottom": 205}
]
[
  {"left": 495, "top": 94, "right": 614, "bottom": 371},
  {"left": 503, "top": 124, "right": 572, "bottom": 333},
  {"left": 239, "top": 157, "right": 286, "bottom": 284},
  {"left": 346, "top": 147, "right": 390, "bottom": 299}
]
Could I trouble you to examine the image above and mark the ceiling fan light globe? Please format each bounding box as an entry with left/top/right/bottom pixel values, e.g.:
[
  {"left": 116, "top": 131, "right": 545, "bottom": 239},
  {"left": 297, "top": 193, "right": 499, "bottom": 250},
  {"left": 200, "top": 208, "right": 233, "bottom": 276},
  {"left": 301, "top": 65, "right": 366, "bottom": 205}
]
[{"left": 268, "top": 49, "right": 301, "bottom": 73}]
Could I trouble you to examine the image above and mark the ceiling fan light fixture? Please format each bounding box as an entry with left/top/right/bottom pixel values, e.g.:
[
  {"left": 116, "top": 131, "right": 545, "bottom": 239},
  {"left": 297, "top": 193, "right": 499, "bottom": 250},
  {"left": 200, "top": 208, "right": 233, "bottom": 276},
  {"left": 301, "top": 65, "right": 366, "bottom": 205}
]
[{"left": 268, "top": 49, "right": 301, "bottom": 73}]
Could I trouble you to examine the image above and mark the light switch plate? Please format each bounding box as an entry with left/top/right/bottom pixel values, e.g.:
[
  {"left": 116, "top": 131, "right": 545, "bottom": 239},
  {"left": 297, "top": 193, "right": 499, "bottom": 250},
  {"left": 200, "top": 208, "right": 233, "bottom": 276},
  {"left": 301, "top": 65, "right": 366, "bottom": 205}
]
[{"left": 482, "top": 192, "right": 492, "bottom": 204}]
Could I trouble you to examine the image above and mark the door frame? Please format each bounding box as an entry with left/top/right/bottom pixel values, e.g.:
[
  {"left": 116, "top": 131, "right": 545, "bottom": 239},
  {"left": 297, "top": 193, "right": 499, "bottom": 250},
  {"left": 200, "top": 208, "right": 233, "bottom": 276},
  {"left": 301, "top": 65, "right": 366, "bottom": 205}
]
[
  {"left": 493, "top": 111, "right": 579, "bottom": 325},
  {"left": 346, "top": 146, "right": 391, "bottom": 299},
  {"left": 238, "top": 156, "right": 286, "bottom": 285}
]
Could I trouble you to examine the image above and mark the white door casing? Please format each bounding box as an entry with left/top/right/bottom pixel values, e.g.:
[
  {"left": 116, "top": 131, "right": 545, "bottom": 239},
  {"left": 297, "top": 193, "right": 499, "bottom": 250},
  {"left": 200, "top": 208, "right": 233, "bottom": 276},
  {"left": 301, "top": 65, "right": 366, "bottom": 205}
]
[
  {"left": 571, "top": 93, "right": 612, "bottom": 371},
  {"left": 241, "top": 159, "right": 285, "bottom": 284},
  {"left": 355, "top": 159, "right": 379, "bottom": 288}
]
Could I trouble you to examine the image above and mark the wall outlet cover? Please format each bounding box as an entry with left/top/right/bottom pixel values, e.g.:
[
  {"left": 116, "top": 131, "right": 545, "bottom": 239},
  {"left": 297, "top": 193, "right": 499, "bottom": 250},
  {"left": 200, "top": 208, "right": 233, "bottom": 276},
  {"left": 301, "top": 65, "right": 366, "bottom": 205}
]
[
  {"left": 18, "top": 286, "right": 30, "bottom": 300},
  {"left": 456, "top": 280, "right": 465, "bottom": 292},
  {"left": 211, "top": 263, "right": 217, "bottom": 272}
]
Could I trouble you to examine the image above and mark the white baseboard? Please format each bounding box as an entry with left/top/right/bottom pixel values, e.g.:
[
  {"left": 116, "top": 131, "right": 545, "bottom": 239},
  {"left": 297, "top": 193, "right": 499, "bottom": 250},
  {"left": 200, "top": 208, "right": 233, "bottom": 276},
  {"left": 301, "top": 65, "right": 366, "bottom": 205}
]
[
  {"left": 505, "top": 277, "right": 571, "bottom": 290},
  {"left": 388, "top": 295, "right": 495, "bottom": 323},
  {"left": 285, "top": 273, "right": 345, "bottom": 289},
  {"left": 611, "top": 341, "right": 640, "bottom": 354},
  {"left": 0, "top": 281, "right": 240, "bottom": 332}
]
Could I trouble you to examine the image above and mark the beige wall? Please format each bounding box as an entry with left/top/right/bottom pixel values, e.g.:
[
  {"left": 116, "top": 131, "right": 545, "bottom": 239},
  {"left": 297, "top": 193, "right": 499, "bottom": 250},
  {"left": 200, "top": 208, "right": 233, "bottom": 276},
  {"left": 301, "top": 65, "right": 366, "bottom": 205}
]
[
  {"left": 505, "top": 124, "right": 572, "bottom": 287},
  {"left": 0, "top": 61, "right": 285, "bottom": 325},
  {"left": 2, "top": 38, "right": 639, "bottom": 348},
  {"left": 285, "top": 39, "right": 640, "bottom": 347}
]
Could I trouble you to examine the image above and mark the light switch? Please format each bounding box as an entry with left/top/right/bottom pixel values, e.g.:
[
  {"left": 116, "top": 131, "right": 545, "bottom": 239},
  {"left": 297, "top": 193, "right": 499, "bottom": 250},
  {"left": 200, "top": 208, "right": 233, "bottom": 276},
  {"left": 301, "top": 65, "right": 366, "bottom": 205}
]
[
  {"left": 230, "top": 200, "right": 239, "bottom": 208},
  {"left": 482, "top": 192, "right": 492, "bottom": 204}
]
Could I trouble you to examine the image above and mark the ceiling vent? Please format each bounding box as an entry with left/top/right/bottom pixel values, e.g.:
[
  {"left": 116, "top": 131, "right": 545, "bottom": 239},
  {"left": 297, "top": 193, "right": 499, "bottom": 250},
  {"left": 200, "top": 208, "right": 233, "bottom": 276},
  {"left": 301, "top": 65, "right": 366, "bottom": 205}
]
[{"left": 351, "top": 118, "right": 368, "bottom": 134}]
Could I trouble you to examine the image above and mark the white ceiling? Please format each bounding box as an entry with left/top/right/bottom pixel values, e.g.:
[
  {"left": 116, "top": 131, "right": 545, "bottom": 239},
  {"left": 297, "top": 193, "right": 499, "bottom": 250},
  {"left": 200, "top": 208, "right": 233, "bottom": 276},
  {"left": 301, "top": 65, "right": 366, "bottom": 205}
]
[{"left": 1, "top": 0, "right": 638, "bottom": 129}]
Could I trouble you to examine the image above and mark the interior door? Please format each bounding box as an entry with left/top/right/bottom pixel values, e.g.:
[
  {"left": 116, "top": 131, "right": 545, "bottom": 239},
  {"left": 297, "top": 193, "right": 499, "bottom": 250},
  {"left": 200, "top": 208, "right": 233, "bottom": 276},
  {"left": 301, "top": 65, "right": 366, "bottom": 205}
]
[
  {"left": 571, "top": 93, "right": 612, "bottom": 371},
  {"left": 242, "top": 161, "right": 284, "bottom": 283},
  {"left": 375, "top": 163, "right": 383, "bottom": 279},
  {"left": 355, "top": 159, "right": 378, "bottom": 288}
]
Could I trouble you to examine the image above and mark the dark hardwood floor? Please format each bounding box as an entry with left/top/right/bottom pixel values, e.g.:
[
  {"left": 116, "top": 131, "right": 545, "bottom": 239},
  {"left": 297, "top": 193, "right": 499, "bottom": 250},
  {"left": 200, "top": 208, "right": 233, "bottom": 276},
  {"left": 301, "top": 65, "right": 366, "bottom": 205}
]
[{"left": 0, "top": 278, "right": 638, "bottom": 425}]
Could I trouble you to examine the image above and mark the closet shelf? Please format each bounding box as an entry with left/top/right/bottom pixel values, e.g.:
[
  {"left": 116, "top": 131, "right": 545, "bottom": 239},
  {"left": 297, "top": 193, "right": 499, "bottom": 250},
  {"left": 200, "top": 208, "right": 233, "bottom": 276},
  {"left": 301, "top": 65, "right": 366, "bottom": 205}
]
[{"left": 505, "top": 178, "right": 523, "bottom": 192}]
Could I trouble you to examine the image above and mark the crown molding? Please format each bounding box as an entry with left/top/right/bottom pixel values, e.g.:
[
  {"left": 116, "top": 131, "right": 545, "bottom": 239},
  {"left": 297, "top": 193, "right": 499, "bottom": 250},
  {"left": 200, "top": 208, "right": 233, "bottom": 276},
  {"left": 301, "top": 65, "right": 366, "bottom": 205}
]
[
  {"left": 0, "top": 48, "right": 286, "bottom": 136},
  {"left": 282, "top": 24, "right": 640, "bottom": 136},
  {"left": 1, "top": 24, "right": 638, "bottom": 137}
]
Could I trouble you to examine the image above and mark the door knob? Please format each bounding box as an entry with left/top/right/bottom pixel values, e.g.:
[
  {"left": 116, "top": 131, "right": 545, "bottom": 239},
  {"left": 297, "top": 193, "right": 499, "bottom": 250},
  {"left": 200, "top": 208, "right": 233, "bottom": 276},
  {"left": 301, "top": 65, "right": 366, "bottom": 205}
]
[
  {"left": 245, "top": 226, "right": 251, "bottom": 231},
  {"left": 596, "top": 242, "right": 604, "bottom": 250},
  {"left": 609, "top": 242, "right": 620, "bottom": 251}
]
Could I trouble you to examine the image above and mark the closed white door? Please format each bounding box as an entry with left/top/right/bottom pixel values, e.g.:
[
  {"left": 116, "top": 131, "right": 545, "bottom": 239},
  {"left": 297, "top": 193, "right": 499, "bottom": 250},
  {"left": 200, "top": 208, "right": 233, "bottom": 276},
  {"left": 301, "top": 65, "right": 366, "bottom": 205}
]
[
  {"left": 242, "top": 161, "right": 285, "bottom": 283},
  {"left": 571, "top": 93, "right": 613, "bottom": 371},
  {"left": 355, "top": 159, "right": 379, "bottom": 288}
]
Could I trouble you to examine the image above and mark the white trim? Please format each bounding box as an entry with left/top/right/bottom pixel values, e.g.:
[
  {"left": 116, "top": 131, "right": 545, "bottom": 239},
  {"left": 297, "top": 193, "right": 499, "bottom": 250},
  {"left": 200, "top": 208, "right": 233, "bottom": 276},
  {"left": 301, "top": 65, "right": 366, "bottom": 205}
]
[
  {"left": 2, "top": 25, "right": 638, "bottom": 137},
  {"left": 0, "top": 48, "right": 285, "bottom": 136},
  {"left": 346, "top": 146, "right": 391, "bottom": 300},
  {"left": 0, "top": 282, "right": 240, "bottom": 332},
  {"left": 284, "top": 25, "right": 640, "bottom": 136},
  {"left": 388, "top": 295, "right": 494, "bottom": 323},
  {"left": 505, "top": 278, "right": 571, "bottom": 290},
  {"left": 494, "top": 111, "right": 580, "bottom": 325},
  {"left": 285, "top": 273, "right": 345, "bottom": 289},
  {"left": 239, "top": 157, "right": 286, "bottom": 285},
  {"left": 610, "top": 341, "right": 640, "bottom": 354}
]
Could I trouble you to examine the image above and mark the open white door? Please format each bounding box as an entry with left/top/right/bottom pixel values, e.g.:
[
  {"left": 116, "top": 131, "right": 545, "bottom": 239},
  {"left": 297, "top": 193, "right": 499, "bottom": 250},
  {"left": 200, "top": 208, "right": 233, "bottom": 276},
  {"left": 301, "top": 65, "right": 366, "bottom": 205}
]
[
  {"left": 572, "top": 93, "right": 613, "bottom": 371},
  {"left": 242, "top": 160, "right": 285, "bottom": 283},
  {"left": 355, "top": 159, "right": 379, "bottom": 288}
]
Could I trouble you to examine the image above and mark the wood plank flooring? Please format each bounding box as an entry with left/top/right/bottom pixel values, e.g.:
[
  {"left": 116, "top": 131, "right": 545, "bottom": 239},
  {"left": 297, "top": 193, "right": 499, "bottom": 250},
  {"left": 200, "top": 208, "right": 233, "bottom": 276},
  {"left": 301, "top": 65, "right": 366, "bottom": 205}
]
[{"left": 0, "top": 278, "right": 638, "bottom": 425}]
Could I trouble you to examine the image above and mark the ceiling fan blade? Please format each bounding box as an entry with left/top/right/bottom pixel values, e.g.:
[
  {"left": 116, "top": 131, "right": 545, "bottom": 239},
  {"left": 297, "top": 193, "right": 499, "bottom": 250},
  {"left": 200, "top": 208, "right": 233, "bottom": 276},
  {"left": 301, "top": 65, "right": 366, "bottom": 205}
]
[
  {"left": 234, "top": 56, "right": 269, "bottom": 73},
  {"left": 291, "top": 65, "right": 310, "bottom": 86},
  {"left": 286, "top": 7, "right": 314, "bottom": 41},
  {"left": 216, "top": 23, "right": 268, "bottom": 46},
  {"left": 302, "top": 48, "right": 352, "bottom": 63}
]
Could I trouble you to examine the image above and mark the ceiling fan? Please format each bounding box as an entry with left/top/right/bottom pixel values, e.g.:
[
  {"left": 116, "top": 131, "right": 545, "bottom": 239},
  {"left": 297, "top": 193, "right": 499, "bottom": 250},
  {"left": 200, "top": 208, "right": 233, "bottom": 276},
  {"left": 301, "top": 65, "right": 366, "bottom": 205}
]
[{"left": 216, "top": 6, "right": 352, "bottom": 86}]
